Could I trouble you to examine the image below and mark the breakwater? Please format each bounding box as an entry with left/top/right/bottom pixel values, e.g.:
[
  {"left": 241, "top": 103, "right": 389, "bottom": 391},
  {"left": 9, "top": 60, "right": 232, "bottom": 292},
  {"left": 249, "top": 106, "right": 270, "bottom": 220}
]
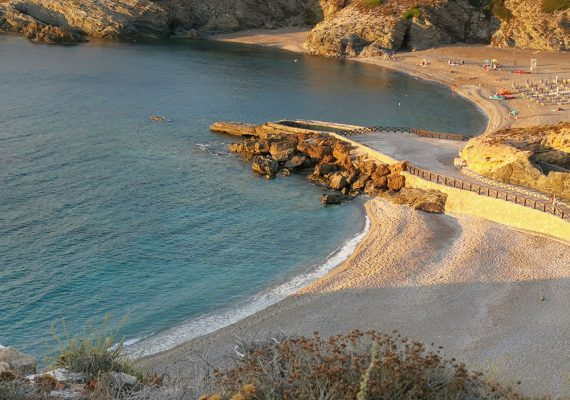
[{"left": 213, "top": 119, "right": 570, "bottom": 242}]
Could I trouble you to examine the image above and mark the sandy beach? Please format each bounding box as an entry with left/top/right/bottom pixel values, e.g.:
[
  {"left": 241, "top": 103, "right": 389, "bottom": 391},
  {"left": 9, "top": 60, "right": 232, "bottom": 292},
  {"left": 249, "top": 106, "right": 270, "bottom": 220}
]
[
  {"left": 140, "top": 30, "right": 570, "bottom": 396},
  {"left": 212, "top": 28, "right": 570, "bottom": 134}
]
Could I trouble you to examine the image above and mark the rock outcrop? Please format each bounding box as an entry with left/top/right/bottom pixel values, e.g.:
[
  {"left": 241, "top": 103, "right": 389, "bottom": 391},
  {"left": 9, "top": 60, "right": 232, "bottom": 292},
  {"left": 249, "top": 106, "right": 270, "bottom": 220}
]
[
  {"left": 460, "top": 122, "right": 570, "bottom": 200},
  {"left": 491, "top": 0, "right": 570, "bottom": 51},
  {"left": 0, "top": 0, "right": 322, "bottom": 43},
  {"left": 306, "top": 0, "right": 568, "bottom": 57},
  {"left": 217, "top": 121, "right": 447, "bottom": 212},
  {"left": 1, "top": 0, "right": 566, "bottom": 50},
  {"left": 305, "top": 0, "right": 499, "bottom": 57},
  {"left": 0, "top": 346, "right": 37, "bottom": 376},
  {"left": 0, "top": 0, "right": 172, "bottom": 43}
]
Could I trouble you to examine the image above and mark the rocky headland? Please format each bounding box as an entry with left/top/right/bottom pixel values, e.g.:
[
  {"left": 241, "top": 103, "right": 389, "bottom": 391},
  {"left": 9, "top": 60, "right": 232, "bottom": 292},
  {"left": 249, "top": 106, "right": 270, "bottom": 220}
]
[
  {"left": 212, "top": 121, "right": 448, "bottom": 213},
  {"left": 460, "top": 122, "right": 570, "bottom": 201},
  {"left": 306, "top": 0, "right": 570, "bottom": 57},
  {"left": 0, "top": 0, "right": 568, "bottom": 51},
  {"left": 0, "top": 0, "right": 321, "bottom": 43}
]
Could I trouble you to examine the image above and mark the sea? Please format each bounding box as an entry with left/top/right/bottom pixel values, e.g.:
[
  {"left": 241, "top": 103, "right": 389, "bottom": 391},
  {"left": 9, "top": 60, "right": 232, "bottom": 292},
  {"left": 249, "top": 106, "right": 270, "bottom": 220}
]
[{"left": 0, "top": 34, "right": 487, "bottom": 359}]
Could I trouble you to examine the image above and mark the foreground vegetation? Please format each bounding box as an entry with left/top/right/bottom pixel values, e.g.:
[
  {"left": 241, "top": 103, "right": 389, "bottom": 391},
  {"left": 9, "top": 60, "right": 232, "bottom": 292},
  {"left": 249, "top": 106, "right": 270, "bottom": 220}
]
[{"left": 1, "top": 328, "right": 543, "bottom": 400}]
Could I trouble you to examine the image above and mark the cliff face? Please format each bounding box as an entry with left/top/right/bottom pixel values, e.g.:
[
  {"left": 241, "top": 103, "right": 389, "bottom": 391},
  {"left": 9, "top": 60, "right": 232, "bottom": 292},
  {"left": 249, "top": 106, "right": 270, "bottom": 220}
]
[
  {"left": 0, "top": 0, "right": 172, "bottom": 42},
  {"left": 159, "top": 0, "right": 322, "bottom": 33},
  {"left": 0, "top": 0, "right": 322, "bottom": 42},
  {"left": 0, "top": 0, "right": 567, "bottom": 50},
  {"left": 491, "top": 0, "right": 570, "bottom": 51},
  {"left": 305, "top": 0, "right": 569, "bottom": 57},
  {"left": 306, "top": 0, "right": 499, "bottom": 57}
]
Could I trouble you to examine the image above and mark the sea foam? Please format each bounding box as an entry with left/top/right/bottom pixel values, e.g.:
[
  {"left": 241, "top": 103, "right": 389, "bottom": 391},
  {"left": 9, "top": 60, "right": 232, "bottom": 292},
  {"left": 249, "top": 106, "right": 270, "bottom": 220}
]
[{"left": 126, "top": 214, "right": 370, "bottom": 358}]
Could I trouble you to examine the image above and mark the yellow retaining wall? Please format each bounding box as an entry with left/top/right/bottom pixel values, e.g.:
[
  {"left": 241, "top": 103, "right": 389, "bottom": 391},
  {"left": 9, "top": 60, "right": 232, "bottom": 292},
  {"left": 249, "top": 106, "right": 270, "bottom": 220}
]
[
  {"left": 334, "top": 133, "right": 570, "bottom": 243},
  {"left": 405, "top": 173, "right": 570, "bottom": 243}
]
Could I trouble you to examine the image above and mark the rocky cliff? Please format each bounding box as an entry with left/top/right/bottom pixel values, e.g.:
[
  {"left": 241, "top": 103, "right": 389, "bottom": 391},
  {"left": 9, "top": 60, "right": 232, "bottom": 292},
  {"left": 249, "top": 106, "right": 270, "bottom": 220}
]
[
  {"left": 460, "top": 122, "right": 570, "bottom": 201},
  {"left": 1, "top": 0, "right": 567, "bottom": 50},
  {"left": 306, "top": 0, "right": 499, "bottom": 57},
  {"left": 0, "top": 0, "right": 322, "bottom": 43},
  {"left": 491, "top": 0, "right": 570, "bottom": 51},
  {"left": 306, "top": 0, "right": 569, "bottom": 57}
]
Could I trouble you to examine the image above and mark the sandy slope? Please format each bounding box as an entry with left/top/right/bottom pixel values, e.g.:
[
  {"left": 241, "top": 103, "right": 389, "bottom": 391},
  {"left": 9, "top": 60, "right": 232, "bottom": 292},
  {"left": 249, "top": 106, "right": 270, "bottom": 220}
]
[{"left": 140, "top": 200, "right": 570, "bottom": 396}]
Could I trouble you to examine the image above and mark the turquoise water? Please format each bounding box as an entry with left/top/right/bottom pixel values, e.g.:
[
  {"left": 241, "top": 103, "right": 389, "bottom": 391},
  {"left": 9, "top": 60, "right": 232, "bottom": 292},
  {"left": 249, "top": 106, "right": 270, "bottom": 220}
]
[{"left": 0, "top": 34, "right": 486, "bottom": 359}]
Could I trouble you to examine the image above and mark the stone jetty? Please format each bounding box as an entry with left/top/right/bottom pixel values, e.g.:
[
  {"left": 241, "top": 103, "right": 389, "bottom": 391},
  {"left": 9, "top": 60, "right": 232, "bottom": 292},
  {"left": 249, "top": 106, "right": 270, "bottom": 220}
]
[{"left": 211, "top": 120, "right": 447, "bottom": 212}]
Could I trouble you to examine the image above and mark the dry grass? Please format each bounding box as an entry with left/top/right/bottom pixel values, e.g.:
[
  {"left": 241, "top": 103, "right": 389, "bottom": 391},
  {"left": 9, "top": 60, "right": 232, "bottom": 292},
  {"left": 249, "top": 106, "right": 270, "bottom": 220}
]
[{"left": 48, "top": 316, "right": 141, "bottom": 381}]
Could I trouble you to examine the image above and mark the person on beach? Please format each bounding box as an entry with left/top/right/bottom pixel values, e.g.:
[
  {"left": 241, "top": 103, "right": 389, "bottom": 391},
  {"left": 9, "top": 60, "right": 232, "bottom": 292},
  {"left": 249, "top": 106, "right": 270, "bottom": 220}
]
[{"left": 511, "top": 110, "right": 519, "bottom": 119}]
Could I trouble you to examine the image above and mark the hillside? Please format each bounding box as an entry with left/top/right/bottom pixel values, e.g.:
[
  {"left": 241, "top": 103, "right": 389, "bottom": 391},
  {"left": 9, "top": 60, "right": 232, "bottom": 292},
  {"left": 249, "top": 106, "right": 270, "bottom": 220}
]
[
  {"left": 306, "top": 0, "right": 570, "bottom": 57},
  {"left": 0, "top": 0, "right": 568, "bottom": 50}
]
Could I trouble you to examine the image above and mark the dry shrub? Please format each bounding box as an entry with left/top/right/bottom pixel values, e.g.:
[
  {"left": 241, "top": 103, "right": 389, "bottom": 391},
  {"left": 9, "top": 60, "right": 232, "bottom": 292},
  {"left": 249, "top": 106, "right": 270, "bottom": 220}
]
[
  {"left": 201, "top": 330, "right": 525, "bottom": 400},
  {"left": 34, "top": 374, "right": 58, "bottom": 393}
]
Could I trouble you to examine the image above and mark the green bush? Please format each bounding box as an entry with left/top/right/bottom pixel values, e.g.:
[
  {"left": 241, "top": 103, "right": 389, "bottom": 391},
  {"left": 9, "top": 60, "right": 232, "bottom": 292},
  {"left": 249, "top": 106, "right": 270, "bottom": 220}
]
[
  {"left": 403, "top": 6, "right": 422, "bottom": 19},
  {"left": 356, "top": 0, "right": 384, "bottom": 9},
  {"left": 491, "top": 0, "right": 513, "bottom": 20},
  {"left": 49, "top": 315, "right": 141, "bottom": 380},
  {"left": 542, "top": 0, "right": 569, "bottom": 12}
]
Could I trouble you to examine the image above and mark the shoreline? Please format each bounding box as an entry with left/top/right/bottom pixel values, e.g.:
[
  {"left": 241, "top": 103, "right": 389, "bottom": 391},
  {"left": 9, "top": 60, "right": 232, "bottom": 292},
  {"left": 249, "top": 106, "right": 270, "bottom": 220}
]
[
  {"left": 140, "top": 198, "right": 570, "bottom": 396},
  {"left": 127, "top": 204, "right": 371, "bottom": 358},
  {"left": 139, "top": 31, "right": 570, "bottom": 396},
  {"left": 211, "top": 28, "right": 570, "bottom": 134}
]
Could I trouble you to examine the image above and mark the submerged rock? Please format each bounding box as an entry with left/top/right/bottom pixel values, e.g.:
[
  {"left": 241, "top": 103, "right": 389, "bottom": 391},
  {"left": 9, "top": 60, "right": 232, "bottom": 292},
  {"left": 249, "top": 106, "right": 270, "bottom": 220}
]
[{"left": 321, "top": 193, "right": 350, "bottom": 205}]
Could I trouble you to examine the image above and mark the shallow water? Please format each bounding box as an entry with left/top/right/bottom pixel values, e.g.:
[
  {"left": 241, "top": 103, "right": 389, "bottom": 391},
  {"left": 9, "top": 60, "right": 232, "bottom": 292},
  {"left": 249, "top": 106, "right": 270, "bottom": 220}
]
[{"left": 0, "top": 34, "right": 486, "bottom": 358}]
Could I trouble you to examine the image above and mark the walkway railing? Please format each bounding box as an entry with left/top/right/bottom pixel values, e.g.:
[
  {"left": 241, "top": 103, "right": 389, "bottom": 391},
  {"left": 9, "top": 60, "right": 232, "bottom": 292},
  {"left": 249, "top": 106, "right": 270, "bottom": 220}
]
[
  {"left": 337, "top": 126, "right": 474, "bottom": 141},
  {"left": 404, "top": 164, "right": 569, "bottom": 220}
]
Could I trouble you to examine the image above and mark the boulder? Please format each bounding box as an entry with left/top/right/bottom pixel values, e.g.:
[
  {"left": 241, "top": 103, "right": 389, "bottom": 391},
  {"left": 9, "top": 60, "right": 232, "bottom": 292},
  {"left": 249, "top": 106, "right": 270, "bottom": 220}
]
[
  {"left": 103, "top": 371, "right": 138, "bottom": 388},
  {"left": 0, "top": 347, "right": 36, "bottom": 375},
  {"left": 302, "top": 142, "right": 333, "bottom": 160},
  {"left": 253, "top": 140, "right": 270, "bottom": 154},
  {"left": 388, "top": 161, "right": 408, "bottom": 175},
  {"left": 359, "top": 160, "right": 377, "bottom": 176},
  {"left": 28, "top": 368, "right": 86, "bottom": 384},
  {"left": 269, "top": 140, "right": 296, "bottom": 161},
  {"left": 0, "top": 361, "right": 10, "bottom": 373},
  {"left": 351, "top": 175, "right": 370, "bottom": 191},
  {"left": 251, "top": 155, "right": 279, "bottom": 179},
  {"left": 321, "top": 193, "right": 350, "bottom": 205},
  {"left": 329, "top": 173, "right": 347, "bottom": 190},
  {"left": 387, "top": 188, "right": 448, "bottom": 213},
  {"left": 345, "top": 169, "right": 359, "bottom": 185},
  {"left": 314, "top": 162, "right": 336, "bottom": 177},
  {"left": 371, "top": 175, "right": 388, "bottom": 190},
  {"left": 285, "top": 155, "right": 307, "bottom": 170},
  {"left": 387, "top": 174, "right": 406, "bottom": 191},
  {"left": 364, "top": 179, "right": 385, "bottom": 196}
]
